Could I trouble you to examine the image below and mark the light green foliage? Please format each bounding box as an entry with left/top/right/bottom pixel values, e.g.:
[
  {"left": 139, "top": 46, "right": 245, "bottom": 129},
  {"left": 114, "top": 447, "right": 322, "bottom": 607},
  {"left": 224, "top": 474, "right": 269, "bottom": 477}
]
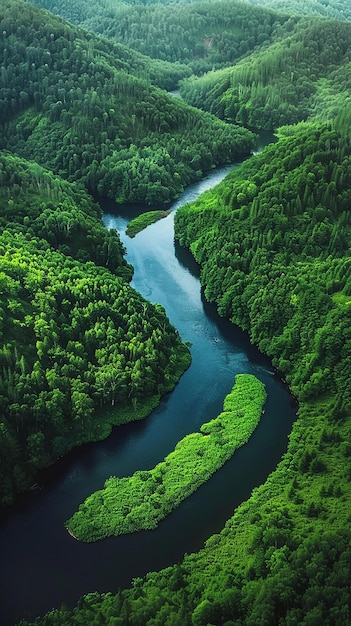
[
  {"left": 126, "top": 210, "right": 169, "bottom": 237},
  {"left": 66, "top": 374, "right": 266, "bottom": 541},
  {"left": 0, "top": 153, "right": 131, "bottom": 277}
]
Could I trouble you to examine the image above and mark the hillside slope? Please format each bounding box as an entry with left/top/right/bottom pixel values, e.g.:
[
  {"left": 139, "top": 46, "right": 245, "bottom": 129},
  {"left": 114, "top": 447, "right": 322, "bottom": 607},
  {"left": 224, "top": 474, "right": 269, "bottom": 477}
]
[
  {"left": 180, "top": 17, "right": 351, "bottom": 129},
  {"left": 247, "top": 0, "right": 351, "bottom": 21},
  {"left": 20, "top": 118, "right": 351, "bottom": 626},
  {"left": 0, "top": 152, "right": 190, "bottom": 505},
  {"left": 0, "top": 0, "right": 255, "bottom": 205}
]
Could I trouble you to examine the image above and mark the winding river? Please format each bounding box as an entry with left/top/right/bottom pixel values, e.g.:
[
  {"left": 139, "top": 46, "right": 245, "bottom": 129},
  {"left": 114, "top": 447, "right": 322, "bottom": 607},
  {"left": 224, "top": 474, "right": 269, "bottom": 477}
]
[{"left": 0, "top": 162, "right": 296, "bottom": 626}]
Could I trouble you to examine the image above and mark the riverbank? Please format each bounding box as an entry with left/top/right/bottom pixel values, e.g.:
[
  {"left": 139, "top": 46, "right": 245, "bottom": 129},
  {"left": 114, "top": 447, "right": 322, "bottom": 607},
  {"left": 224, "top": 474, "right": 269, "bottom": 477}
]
[{"left": 66, "top": 374, "right": 266, "bottom": 542}]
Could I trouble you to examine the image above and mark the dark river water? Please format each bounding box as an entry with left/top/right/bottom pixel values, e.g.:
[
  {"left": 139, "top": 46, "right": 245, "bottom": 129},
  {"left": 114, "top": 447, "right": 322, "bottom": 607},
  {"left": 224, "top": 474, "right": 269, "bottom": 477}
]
[{"left": 0, "top": 163, "right": 296, "bottom": 626}]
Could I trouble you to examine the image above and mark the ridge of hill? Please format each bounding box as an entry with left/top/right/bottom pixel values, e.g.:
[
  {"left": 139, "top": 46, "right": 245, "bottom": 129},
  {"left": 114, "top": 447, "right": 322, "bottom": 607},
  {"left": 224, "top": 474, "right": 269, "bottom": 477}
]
[
  {"left": 247, "top": 0, "right": 351, "bottom": 21},
  {"left": 30, "top": 0, "right": 295, "bottom": 74}
]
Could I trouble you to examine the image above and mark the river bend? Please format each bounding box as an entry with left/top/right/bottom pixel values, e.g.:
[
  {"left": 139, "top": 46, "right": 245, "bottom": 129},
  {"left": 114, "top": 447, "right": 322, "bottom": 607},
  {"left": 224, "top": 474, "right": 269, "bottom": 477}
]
[{"left": 0, "top": 166, "right": 296, "bottom": 625}]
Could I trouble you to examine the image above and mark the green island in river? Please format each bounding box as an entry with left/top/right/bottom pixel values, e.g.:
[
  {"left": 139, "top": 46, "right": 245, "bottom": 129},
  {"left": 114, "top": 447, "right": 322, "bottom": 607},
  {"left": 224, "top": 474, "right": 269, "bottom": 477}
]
[
  {"left": 66, "top": 373, "right": 266, "bottom": 542},
  {"left": 126, "top": 210, "right": 170, "bottom": 237}
]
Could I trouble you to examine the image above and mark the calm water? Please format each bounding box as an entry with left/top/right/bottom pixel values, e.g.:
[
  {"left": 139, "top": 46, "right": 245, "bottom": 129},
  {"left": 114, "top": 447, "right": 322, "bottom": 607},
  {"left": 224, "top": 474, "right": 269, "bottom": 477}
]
[{"left": 0, "top": 165, "right": 296, "bottom": 625}]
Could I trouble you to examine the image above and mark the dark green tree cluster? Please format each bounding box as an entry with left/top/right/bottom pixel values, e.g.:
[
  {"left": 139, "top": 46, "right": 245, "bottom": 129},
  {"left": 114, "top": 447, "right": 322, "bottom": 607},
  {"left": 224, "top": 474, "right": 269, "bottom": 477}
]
[
  {"left": 0, "top": 0, "right": 255, "bottom": 206},
  {"left": 0, "top": 152, "right": 190, "bottom": 505},
  {"left": 180, "top": 18, "right": 351, "bottom": 129},
  {"left": 31, "top": 0, "right": 294, "bottom": 74}
]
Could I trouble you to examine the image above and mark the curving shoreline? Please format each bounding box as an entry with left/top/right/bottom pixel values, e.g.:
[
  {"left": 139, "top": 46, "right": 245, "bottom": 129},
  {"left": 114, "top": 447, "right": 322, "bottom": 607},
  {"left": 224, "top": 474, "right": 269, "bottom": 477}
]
[{"left": 66, "top": 374, "right": 267, "bottom": 542}]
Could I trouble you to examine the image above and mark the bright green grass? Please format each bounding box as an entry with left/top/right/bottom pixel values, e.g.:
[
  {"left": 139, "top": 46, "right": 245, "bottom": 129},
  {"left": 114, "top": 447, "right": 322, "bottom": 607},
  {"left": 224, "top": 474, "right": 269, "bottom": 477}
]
[
  {"left": 126, "top": 210, "right": 170, "bottom": 237},
  {"left": 66, "top": 373, "right": 266, "bottom": 542}
]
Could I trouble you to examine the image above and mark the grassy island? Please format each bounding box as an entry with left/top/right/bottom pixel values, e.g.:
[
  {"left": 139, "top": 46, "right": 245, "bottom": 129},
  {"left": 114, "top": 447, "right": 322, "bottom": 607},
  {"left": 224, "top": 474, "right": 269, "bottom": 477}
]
[
  {"left": 126, "top": 210, "right": 170, "bottom": 237},
  {"left": 66, "top": 373, "right": 266, "bottom": 542}
]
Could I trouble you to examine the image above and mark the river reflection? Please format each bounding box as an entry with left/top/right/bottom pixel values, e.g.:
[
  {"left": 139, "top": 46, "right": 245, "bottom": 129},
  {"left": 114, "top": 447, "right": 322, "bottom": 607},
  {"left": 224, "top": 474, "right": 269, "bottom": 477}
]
[{"left": 0, "top": 164, "right": 295, "bottom": 626}]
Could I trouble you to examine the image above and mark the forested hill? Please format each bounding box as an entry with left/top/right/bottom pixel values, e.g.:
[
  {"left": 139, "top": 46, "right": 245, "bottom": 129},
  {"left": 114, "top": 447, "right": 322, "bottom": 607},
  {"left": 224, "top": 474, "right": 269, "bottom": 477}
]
[
  {"left": 20, "top": 120, "right": 351, "bottom": 626},
  {"left": 0, "top": 0, "right": 255, "bottom": 206},
  {"left": 180, "top": 17, "right": 351, "bottom": 129},
  {"left": 30, "top": 0, "right": 294, "bottom": 74},
  {"left": 175, "top": 120, "right": 351, "bottom": 407},
  {"left": 247, "top": 0, "right": 351, "bottom": 21},
  {"left": 0, "top": 151, "right": 191, "bottom": 505},
  {"left": 34, "top": 0, "right": 350, "bottom": 135}
]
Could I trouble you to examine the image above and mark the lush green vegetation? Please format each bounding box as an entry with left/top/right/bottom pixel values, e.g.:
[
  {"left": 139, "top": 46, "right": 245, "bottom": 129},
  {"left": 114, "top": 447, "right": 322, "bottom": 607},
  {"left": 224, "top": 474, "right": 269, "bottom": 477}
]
[
  {"left": 247, "top": 0, "right": 351, "bottom": 21},
  {"left": 175, "top": 120, "right": 351, "bottom": 405},
  {"left": 0, "top": 153, "right": 131, "bottom": 278},
  {"left": 180, "top": 17, "right": 351, "bottom": 129},
  {"left": 31, "top": 0, "right": 294, "bottom": 74},
  {"left": 4, "top": 0, "right": 351, "bottom": 623},
  {"left": 0, "top": 151, "right": 191, "bottom": 505},
  {"left": 66, "top": 374, "right": 266, "bottom": 541},
  {"left": 126, "top": 210, "right": 170, "bottom": 237},
  {"left": 21, "top": 116, "right": 351, "bottom": 625},
  {"left": 0, "top": 0, "right": 255, "bottom": 207}
]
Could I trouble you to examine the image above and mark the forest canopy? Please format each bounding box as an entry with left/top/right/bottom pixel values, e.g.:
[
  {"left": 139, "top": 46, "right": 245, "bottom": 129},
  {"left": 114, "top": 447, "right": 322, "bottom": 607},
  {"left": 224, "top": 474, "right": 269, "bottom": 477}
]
[
  {"left": 0, "top": 152, "right": 190, "bottom": 505},
  {"left": 31, "top": 0, "right": 294, "bottom": 74},
  {"left": 66, "top": 374, "right": 266, "bottom": 542},
  {"left": 18, "top": 118, "right": 351, "bottom": 626},
  {"left": 0, "top": 0, "right": 255, "bottom": 206},
  {"left": 180, "top": 17, "right": 351, "bottom": 129},
  {"left": 2, "top": 0, "right": 351, "bottom": 624},
  {"left": 246, "top": 0, "right": 351, "bottom": 20}
]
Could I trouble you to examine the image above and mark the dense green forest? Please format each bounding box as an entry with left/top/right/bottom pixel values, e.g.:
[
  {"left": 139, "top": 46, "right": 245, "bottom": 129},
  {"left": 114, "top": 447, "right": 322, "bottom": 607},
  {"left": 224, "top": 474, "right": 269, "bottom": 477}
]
[
  {"left": 30, "top": 0, "right": 351, "bottom": 132},
  {"left": 21, "top": 117, "right": 351, "bottom": 626},
  {"left": 1, "top": 0, "right": 351, "bottom": 623},
  {"left": 247, "top": 0, "right": 351, "bottom": 20},
  {"left": 0, "top": 151, "right": 191, "bottom": 504},
  {"left": 66, "top": 374, "right": 266, "bottom": 541},
  {"left": 180, "top": 17, "right": 351, "bottom": 129},
  {"left": 175, "top": 120, "right": 351, "bottom": 412},
  {"left": 0, "top": 0, "right": 255, "bottom": 206},
  {"left": 30, "top": 0, "right": 351, "bottom": 77}
]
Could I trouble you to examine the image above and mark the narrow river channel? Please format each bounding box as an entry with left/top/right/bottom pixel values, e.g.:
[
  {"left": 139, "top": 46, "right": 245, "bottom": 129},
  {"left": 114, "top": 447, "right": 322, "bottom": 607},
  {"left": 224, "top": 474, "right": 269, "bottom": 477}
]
[{"left": 0, "top": 163, "right": 296, "bottom": 626}]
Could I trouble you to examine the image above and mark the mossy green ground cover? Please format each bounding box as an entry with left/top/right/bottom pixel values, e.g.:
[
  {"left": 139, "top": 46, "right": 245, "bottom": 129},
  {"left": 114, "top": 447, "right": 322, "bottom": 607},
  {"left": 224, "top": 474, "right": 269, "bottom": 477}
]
[{"left": 66, "top": 373, "right": 266, "bottom": 541}]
